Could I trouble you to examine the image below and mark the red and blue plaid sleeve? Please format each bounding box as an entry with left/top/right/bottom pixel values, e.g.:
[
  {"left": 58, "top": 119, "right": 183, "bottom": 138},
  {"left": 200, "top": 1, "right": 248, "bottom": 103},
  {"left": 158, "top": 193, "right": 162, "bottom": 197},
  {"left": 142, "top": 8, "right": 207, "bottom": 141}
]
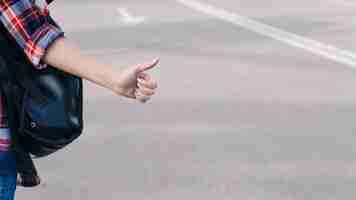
[{"left": 0, "top": 0, "right": 64, "bottom": 68}]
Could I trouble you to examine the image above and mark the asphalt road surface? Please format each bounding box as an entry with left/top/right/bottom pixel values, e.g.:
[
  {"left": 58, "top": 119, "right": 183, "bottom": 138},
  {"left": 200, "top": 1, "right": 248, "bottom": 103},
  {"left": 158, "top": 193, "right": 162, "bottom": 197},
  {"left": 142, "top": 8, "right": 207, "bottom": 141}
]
[{"left": 16, "top": 0, "right": 356, "bottom": 199}]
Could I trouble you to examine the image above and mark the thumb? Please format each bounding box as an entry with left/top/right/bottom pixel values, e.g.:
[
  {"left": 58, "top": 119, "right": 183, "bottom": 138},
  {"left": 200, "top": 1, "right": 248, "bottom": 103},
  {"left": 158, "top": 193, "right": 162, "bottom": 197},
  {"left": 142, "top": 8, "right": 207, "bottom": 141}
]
[{"left": 136, "top": 58, "right": 160, "bottom": 73}]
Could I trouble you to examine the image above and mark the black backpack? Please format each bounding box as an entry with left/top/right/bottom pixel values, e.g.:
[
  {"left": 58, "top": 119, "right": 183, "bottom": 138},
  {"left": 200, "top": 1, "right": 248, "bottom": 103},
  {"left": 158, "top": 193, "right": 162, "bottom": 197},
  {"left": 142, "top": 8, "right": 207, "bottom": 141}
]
[{"left": 0, "top": 31, "right": 84, "bottom": 158}]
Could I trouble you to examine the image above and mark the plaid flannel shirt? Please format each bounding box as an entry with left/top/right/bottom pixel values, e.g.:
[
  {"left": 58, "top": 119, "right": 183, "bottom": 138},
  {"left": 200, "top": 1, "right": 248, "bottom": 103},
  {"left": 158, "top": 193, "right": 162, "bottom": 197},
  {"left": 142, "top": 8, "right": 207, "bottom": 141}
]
[
  {"left": 0, "top": 0, "right": 63, "bottom": 156},
  {"left": 0, "top": 0, "right": 63, "bottom": 68}
]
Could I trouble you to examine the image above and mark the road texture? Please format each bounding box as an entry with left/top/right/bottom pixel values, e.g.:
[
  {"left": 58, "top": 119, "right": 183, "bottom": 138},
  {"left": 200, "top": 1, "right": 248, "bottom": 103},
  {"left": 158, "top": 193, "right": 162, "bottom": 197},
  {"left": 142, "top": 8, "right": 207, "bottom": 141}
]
[{"left": 16, "top": 0, "right": 356, "bottom": 199}]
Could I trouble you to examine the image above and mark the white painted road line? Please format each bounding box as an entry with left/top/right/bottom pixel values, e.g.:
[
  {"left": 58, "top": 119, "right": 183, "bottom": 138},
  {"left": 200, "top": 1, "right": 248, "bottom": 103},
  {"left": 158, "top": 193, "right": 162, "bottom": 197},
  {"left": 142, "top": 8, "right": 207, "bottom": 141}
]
[
  {"left": 116, "top": 7, "right": 146, "bottom": 25},
  {"left": 175, "top": 0, "right": 356, "bottom": 68},
  {"left": 332, "top": 0, "right": 356, "bottom": 7}
]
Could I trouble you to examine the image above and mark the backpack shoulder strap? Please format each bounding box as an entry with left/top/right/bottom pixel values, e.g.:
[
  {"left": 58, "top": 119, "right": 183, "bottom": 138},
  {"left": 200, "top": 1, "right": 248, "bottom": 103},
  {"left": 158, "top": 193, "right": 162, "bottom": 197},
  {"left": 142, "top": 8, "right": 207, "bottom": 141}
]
[{"left": 0, "top": 56, "right": 40, "bottom": 184}]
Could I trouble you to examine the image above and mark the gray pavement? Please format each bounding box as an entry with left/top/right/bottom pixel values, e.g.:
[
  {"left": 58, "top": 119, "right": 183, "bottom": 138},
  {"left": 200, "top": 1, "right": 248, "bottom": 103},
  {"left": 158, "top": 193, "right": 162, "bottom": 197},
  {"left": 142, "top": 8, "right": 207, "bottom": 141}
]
[{"left": 16, "top": 0, "right": 356, "bottom": 199}]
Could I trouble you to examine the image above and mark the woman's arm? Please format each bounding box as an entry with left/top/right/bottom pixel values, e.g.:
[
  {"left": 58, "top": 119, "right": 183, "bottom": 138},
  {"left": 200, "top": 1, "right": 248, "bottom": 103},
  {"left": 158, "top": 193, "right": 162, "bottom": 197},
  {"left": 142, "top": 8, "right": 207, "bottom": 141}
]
[
  {"left": 43, "top": 37, "right": 159, "bottom": 102},
  {"left": 0, "top": 0, "right": 158, "bottom": 103}
]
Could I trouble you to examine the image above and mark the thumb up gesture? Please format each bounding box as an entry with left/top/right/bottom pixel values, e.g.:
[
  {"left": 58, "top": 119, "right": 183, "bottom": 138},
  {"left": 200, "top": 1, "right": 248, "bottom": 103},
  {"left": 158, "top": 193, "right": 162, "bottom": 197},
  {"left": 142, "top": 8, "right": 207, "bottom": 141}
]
[{"left": 113, "top": 58, "right": 159, "bottom": 103}]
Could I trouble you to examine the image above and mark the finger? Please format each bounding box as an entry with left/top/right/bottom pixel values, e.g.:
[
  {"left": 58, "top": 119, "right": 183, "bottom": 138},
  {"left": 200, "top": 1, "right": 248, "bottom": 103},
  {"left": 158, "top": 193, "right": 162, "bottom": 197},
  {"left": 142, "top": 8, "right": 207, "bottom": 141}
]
[
  {"left": 138, "top": 77, "right": 157, "bottom": 90},
  {"left": 138, "top": 73, "right": 148, "bottom": 80},
  {"left": 138, "top": 73, "right": 158, "bottom": 89},
  {"left": 137, "top": 58, "right": 160, "bottom": 73},
  {"left": 135, "top": 90, "right": 150, "bottom": 103},
  {"left": 137, "top": 83, "right": 155, "bottom": 96},
  {"left": 135, "top": 91, "right": 149, "bottom": 101}
]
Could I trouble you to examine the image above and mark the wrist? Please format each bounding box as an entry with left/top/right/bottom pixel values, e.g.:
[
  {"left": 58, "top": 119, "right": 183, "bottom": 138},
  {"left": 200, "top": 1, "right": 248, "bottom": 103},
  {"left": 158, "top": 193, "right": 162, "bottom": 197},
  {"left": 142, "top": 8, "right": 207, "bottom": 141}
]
[{"left": 102, "top": 69, "right": 125, "bottom": 96}]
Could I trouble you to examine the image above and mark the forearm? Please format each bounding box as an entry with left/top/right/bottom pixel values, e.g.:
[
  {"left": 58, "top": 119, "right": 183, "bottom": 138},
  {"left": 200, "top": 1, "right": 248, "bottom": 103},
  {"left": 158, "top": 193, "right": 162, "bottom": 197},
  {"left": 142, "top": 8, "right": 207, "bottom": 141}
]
[
  {"left": 43, "top": 37, "right": 117, "bottom": 91},
  {"left": 42, "top": 37, "right": 159, "bottom": 102}
]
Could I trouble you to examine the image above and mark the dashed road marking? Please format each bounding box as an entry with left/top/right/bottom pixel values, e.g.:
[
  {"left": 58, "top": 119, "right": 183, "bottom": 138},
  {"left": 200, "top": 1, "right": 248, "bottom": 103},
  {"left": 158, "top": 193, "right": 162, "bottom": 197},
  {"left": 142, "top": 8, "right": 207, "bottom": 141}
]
[{"left": 116, "top": 7, "right": 146, "bottom": 25}]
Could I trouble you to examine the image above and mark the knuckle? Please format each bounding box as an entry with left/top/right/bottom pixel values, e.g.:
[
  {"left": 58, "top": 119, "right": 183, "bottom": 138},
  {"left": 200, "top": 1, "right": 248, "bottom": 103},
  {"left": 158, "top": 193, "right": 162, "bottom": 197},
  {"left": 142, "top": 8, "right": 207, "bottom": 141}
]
[
  {"left": 141, "top": 88, "right": 154, "bottom": 96},
  {"left": 149, "top": 82, "right": 157, "bottom": 89}
]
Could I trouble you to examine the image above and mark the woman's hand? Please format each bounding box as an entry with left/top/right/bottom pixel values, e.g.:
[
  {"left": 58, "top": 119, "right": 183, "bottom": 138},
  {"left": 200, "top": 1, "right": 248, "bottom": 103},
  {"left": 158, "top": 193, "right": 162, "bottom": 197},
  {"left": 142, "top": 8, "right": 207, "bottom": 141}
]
[
  {"left": 112, "top": 58, "right": 159, "bottom": 103},
  {"left": 43, "top": 38, "right": 159, "bottom": 103}
]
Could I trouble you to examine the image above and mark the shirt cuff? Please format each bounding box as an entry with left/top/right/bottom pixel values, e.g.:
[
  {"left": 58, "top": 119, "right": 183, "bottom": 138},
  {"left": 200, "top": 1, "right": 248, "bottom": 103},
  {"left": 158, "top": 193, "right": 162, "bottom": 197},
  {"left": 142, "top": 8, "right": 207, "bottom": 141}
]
[{"left": 24, "top": 23, "right": 64, "bottom": 69}]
